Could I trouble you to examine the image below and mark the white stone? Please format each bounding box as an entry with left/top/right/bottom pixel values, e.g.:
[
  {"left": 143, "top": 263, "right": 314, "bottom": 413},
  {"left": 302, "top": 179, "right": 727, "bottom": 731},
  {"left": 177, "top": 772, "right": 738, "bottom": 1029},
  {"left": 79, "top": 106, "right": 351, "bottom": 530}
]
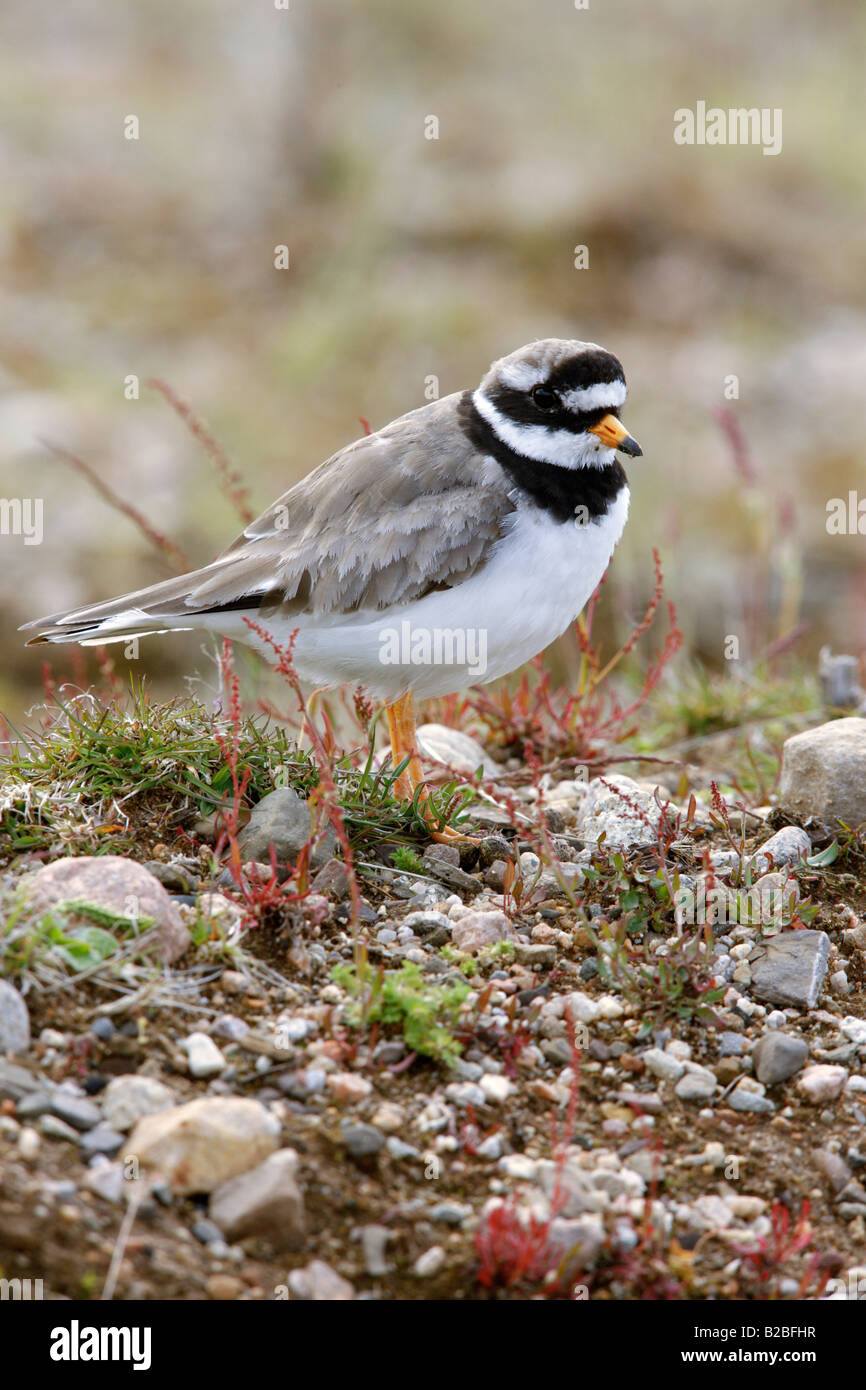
[
  {"left": 181, "top": 1032, "right": 227, "bottom": 1079},
  {"left": 128, "top": 1097, "right": 280, "bottom": 1194},
  {"left": 797, "top": 1065, "right": 848, "bottom": 1104},
  {"left": 480, "top": 1074, "right": 512, "bottom": 1104},
  {"left": 103, "top": 1075, "right": 176, "bottom": 1132},
  {"left": 675, "top": 1066, "right": 717, "bottom": 1102},
  {"left": 562, "top": 991, "right": 601, "bottom": 1024},
  {"left": 642, "top": 1048, "right": 685, "bottom": 1083},
  {"left": 597, "top": 995, "right": 624, "bottom": 1019},
  {"left": 725, "top": 1194, "right": 767, "bottom": 1218},
  {"left": 17, "top": 1126, "right": 40, "bottom": 1160},
  {"left": 413, "top": 1245, "right": 446, "bottom": 1278},
  {"left": 577, "top": 775, "right": 671, "bottom": 850},
  {"left": 415, "top": 724, "right": 499, "bottom": 778},
  {"left": 498, "top": 1153, "right": 538, "bottom": 1181},
  {"left": 287, "top": 1260, "right": 354, "bottom": 1301},
  {"left": 371, "top": 1102, "right": 405, "bottom": 1133},
  {"left": 690, "top": 1194, "right": 734, "bottom": 1229}
]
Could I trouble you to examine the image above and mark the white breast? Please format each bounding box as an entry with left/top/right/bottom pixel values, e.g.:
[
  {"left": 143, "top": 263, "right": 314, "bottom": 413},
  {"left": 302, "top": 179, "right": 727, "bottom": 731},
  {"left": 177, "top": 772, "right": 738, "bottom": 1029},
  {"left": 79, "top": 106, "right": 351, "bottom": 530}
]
[{"left": 235, "top": 487, "right": 631, "bottom": 700}]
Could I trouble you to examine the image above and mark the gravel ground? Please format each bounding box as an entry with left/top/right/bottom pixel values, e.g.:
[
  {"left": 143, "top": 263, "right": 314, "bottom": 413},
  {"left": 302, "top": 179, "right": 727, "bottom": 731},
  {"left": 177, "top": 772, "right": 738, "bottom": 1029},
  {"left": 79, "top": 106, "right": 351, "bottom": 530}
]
[{"left": 2, "top": 723, "right": 866, "bottom": 1302}]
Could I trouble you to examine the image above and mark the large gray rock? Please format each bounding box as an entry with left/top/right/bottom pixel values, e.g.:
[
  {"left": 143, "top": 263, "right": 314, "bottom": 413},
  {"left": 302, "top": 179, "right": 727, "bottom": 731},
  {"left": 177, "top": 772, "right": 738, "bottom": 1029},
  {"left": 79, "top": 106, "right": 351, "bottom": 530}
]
[
  {"left": 22, "top": 855, "right": 191, "bottom": 964},
  {"left": 0, "top": 980, "right": 30, "bottom": 1054},
  {"left": 750, "top": 930, "right": 830, "bottom": 1008},
  {"left": 779, "top": 718, "right": 866, "bottom": 826},
  {"left": 752, "top": 1031, "right": 809, "bottom": 1084},
  {"left": 238, "top": 787, "right": 336, "bottom": 869},
  {"left": 209, "top": 1148, "right": 305, "bottom": 1249}
]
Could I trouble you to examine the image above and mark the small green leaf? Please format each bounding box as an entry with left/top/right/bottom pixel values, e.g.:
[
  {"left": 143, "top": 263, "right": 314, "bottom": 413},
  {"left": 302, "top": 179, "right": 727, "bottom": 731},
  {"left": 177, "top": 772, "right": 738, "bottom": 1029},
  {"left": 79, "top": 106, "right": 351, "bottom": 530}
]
[
  {"left": 49, "top": 925, "right": 120, "bottom": 972},
  {"left": 806, "top": 841, "right": 839, "bottom": 868}
]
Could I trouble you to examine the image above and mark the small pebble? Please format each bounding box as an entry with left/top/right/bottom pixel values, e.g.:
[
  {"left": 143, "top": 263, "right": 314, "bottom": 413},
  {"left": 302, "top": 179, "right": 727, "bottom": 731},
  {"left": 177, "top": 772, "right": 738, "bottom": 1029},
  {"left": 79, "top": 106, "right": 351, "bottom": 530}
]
[
  {"left": 192, "top": 1218, "right": 225, "bottom": 1245},
  {"left": 342, "top": 1123, "right": 385, "bottom": 1160},
  {"left": 182, "top": 1033, "right": 227, "bottom": 1079},
  {"left": 413, "top": 1245, "right": 446, "bottom": 1278},
  {"left": 17, "top": 1126, "right": 40, "bottom": 1160}
]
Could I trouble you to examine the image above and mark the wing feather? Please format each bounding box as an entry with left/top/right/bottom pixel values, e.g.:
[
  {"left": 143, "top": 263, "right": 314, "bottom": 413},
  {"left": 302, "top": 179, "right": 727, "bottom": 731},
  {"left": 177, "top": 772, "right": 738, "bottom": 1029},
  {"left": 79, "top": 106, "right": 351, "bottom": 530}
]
[
  {"left": 187, "top": 392, "right": 512, "bottom": 616},
  {"left": 21, "top": 392, "right": 513, "bottom": 641}
]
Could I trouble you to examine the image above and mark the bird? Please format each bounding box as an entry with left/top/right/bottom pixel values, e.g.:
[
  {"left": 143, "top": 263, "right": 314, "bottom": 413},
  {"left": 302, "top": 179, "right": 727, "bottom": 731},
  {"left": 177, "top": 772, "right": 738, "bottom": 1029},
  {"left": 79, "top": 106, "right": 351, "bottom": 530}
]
[{"left": 21, "top": 338, "right": 642, "bottom": 831}]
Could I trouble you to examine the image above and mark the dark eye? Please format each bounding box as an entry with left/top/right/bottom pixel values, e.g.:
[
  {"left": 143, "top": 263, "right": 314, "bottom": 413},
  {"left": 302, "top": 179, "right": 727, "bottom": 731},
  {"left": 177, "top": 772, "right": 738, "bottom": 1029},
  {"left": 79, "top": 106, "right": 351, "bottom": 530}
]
[{"left": 531, "top": 385, "right": 559, "bottom": 412}]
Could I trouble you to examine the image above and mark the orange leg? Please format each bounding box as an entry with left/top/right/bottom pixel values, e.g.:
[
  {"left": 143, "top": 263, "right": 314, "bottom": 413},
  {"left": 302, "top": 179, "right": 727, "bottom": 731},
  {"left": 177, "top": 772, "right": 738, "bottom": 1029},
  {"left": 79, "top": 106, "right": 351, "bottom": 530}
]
[
  {"left": 385, "top": 692, "right": 476, "bottom": 843},
  {"left": 385, "top": 691, "right": 425, "bottom": 801}
]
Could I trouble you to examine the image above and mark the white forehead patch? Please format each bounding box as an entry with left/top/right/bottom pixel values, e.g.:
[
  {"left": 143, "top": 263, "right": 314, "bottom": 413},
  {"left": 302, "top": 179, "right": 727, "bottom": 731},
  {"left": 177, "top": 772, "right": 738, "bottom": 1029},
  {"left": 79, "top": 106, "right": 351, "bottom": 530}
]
[
  {"left": 497, "top": 360, "right": 547, "bottom": 390},
  {"left": 561, "top": 379, "right": 627, "bottom": 412}
]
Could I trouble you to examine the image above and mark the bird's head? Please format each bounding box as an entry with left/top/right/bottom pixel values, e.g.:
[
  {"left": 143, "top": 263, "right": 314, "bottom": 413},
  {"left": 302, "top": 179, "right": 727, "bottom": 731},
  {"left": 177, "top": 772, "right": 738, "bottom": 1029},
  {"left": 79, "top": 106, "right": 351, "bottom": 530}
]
[{"left": 473, "top": 338, "right": 642, "bottom": 469}]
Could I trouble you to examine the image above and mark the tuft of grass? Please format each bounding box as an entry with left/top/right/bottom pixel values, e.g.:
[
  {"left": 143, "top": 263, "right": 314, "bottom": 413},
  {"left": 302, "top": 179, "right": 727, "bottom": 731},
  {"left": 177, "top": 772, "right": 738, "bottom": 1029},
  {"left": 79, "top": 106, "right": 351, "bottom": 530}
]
[
  {"left": 591, "top": 917, "right": 725, "bottom": 1028},
  {"left": 0, "top": 674, "right": 480, "bottom": 876},
  {"left": 389, "top": 845, "right": 427, "bottom": 874},
  {"left": 336, "top": 744, "right": 478, "bottom": 850},
  {"left": 332, "top": 957, "right": 470, "bottom": 1066},
  {"left": 0, "top": 682, "right": 316, "bottom": 858}
]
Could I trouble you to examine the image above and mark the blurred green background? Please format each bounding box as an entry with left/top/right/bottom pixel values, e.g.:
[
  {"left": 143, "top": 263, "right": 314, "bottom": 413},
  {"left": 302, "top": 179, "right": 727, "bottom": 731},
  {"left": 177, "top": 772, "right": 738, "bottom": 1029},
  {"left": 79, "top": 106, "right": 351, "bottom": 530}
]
[{"left": 1, "top": 0, "right": 864, "bottom": 723}]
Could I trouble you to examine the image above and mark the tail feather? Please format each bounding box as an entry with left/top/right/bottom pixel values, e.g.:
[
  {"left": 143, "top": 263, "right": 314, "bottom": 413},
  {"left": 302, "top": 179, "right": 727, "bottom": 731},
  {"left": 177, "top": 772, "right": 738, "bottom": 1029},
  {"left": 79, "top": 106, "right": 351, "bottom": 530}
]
[
  {"left": 19, "top": 556, "right": 260, "bottom": 647},
  {"left": 22, "top": 608, "right": 197, "bottom": 647}
]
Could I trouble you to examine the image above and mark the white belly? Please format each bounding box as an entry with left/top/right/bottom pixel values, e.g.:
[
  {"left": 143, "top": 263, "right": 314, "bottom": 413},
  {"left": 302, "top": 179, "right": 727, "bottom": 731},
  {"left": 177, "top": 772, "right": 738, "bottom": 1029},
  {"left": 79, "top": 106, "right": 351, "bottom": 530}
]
[{"left": 232, "top": 488, "right": 630, "bottom": 699}]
